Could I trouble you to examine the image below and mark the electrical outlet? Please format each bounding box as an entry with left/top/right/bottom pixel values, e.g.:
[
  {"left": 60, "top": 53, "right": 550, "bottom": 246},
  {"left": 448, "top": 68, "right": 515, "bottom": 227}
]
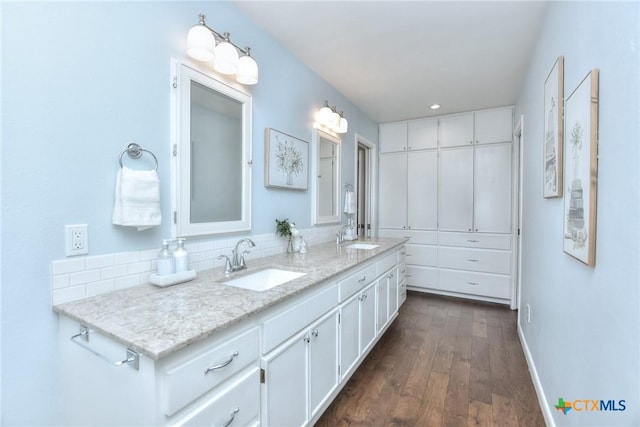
[
  {"left": 66, "top": 224, "right": 88, "bottom": 256},
  {"left": 526, "top": 303, "right": 531, "bottom": 323}
]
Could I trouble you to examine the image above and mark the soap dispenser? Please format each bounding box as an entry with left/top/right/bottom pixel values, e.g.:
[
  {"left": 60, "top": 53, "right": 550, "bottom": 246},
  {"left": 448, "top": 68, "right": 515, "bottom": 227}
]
[
  {"left": 173, "top": 238, "right": 189, "bottom": 273},
  {"left": 157, "top": 240, "right": 175, "bottom": 276}
]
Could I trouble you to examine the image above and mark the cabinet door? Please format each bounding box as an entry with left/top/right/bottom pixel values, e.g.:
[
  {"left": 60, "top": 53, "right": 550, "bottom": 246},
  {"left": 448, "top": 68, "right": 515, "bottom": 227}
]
[
  {"left": 439, "top": 147, "right": 474, "bottom": 231},
  {"left": 474, "top": 107, "right": 513, "bottom": 145},
  {"left": 439, "top": 113, "right": 474, "bottom": 148},
  {"left": 339, "top": 295, "right": 360, "bottom": 380},
  {"left": 360, "top": 283, "right": 377, "bottom": 354},
  {"left": 263, "top": 333, "right": 307, "bottom": 427},
  {"left": 387, "top": 268, "right": 399, "bottom": 317},
  {"left": 474, "top": 144, "right": 512, "bottom": 233},
  {"left": 379, "top": 122, "right": 407, "bottom": 153},
  {"left": 309, "top": 311, "right": 339, "bottom": 419},
  {"left": 379, "top": 153, "right": 408, "bottom": 229},
  {"left": 408, "top": 117, "right": 438, "bottom": 150},
  {"left": 376, "top": 279, "right": 389, "bottom": 333},
  {"left": 407, "top": 150, "right": 437, "bottom": 229}
]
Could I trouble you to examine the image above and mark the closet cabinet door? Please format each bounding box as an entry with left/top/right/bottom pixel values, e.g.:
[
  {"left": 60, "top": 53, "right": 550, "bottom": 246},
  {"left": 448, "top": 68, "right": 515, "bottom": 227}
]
[
  {"left": 474, "top": 144, "right": 512, "bottom": 233},
  {"left": 439, "top": 147, "right": 473, "bottom": 231},
  {"left": 379, "top": 122, "right": 407, "bottom": 153},
  {"left": 439, "top": 113, "right": 474, "bottom": 148},
  {"left": 379, "top": 153, "right": 408, "bottom": 229},
  {"left": 407, "top": 150, "right": 437, "bottom": 230},
  {"left": 474, "top": 108, "right": 513, "bottom": 145},
  {"left": 408, "top": 117, "right": 438, "bottom": 150}
]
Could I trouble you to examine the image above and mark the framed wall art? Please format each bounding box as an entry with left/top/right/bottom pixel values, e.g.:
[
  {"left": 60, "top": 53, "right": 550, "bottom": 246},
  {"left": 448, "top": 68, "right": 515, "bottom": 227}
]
[
  {"left": 264, "top": 128, "right": 309, "bottom": 190},
  {"left": 563, "top": 69, "right": 599, "bottom": 266},
  {"left": 543, "top": 56, "right": 564, "bottom": 198}
]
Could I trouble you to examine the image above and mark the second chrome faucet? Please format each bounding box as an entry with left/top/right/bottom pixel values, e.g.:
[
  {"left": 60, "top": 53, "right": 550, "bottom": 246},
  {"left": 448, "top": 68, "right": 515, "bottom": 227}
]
[{"left": 218, "top": 238, "right": 256, "bottom": 274}]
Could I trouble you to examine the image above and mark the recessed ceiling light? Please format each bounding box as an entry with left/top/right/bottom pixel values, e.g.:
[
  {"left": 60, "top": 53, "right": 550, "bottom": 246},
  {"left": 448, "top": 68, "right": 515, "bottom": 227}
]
[{"left": 430, "top": 104, "right": 441, "bottom": 110}]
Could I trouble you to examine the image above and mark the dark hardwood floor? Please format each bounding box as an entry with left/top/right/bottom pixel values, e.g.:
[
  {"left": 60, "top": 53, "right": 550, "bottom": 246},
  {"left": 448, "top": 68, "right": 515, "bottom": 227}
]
[{"left": 315, "top": 292, "right": 545, "bottom": 427}]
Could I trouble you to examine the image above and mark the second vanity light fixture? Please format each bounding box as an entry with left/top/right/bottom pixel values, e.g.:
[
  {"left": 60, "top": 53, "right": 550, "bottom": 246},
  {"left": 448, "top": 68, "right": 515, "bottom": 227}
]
[
  {"left": 186, "top": 14, "right": 259, "bottom": 85},
  {"left": 316, "top": 101, "right": 348, "bottom": 134}
]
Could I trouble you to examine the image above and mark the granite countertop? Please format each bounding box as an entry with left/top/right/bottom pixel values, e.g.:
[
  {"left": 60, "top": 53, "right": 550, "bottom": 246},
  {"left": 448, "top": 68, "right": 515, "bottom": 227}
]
[{"left": 53, "top": 238, "right": 406, "bottom": 360}]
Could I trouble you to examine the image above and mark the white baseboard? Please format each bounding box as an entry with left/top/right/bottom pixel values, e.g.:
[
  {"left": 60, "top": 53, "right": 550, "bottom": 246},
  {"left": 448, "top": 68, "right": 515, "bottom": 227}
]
[{"left": 518, "top": 323, "right": 556, "bottom": 427}]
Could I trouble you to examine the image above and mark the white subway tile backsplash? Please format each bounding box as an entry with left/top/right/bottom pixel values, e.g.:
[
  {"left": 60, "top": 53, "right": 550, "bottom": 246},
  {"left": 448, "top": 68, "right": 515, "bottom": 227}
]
[{"left": 51, "top": 226, "right": 339, "bottom": 304}]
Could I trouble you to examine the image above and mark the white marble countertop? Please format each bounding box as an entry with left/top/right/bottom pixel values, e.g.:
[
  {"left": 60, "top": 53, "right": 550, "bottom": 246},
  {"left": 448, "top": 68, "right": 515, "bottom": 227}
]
[{"left": 53, "top": 238, "right": 406, "bottom": 360}]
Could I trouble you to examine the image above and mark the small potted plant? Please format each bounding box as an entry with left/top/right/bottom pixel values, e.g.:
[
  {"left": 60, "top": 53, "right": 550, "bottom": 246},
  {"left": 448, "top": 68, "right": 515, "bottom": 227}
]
[{"left": 275, "top": 219, "right": 294, "bottom": 252}]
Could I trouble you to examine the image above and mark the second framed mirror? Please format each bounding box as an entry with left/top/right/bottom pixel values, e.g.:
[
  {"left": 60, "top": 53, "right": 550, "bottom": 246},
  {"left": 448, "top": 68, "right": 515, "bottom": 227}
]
[{"left": 311, "top": 128, "right": 341, "bottom": 225}]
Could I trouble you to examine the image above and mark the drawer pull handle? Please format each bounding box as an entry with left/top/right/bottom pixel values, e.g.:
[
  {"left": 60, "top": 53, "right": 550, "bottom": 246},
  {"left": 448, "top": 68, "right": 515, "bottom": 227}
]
[
  {"left": 204, "top": 351, "right": 239, "bottom": 374},
  {"left": 400, "top": 251, "right": 406, "bottom": 255},
  {"left": 467, "top": 239, "right": 480, "bottom": 243},
  {"left": 401, "top": 270, "right": 406, "bottom": 274},
  {"left": 466, "top": 259, "right": 479, "bottom": 263},
  {"left": 221, "top": 407, "right": 240, "bottom": 427},
  {"left": 467, "top": 281, "right": 480, "bottom": 286},
  {"left": 403, "top": 236, "right": 411, "bottom": 239},
  {"left": 387, "top": 274, "right": 394, "bottom": 279},
  {"left": 312, "top": 329, "right": 319, "bottom": 338},
  {"left": 357, "top": 276, "right": 367, "bottom": 283}
]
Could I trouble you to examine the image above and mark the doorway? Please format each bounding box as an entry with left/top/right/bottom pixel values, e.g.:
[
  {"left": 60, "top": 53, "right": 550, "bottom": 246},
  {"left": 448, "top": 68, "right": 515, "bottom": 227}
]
[{"left": 354, "top": 134, "right": 377, "bottom": 238}]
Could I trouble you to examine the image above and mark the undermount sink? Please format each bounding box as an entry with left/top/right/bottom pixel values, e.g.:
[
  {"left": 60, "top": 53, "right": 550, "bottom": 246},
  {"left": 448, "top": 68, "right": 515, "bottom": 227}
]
[
  {"left": 346, "top": 243, "right": 380, "bottom": 250},
  {"left": 222, "top": 268, "right": 307, "bottom": 292}
]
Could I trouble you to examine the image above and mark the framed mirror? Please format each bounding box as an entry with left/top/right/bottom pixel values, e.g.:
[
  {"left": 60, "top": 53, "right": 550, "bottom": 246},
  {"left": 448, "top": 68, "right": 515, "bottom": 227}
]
[
  {"left": 171, "top": 60, "right": 252, "bottom": 237},
  {"left": 311, "top": 128, "right": 341, "bottom": 225}
]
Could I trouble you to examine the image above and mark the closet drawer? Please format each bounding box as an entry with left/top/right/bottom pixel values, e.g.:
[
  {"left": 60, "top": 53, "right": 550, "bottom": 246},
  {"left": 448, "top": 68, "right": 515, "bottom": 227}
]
[
  {"left": 438, "top": 246, "right": 511, "bottom": 274},
  {"left": 406, "top": 266, "right": 438, "bottom": 290},
  {"left": 379, "top": 229, "right": 437, "bottom": 245},
  {"left": 438, "top": 231, "right": 511, "bottom": 250},
  {"left": 339, "top": 264, "right": 377, "bottom": 302},
  {"left": 439, "top": 269, "right": 511, "bottom": 299},
  {"left": 171, "top": 367, "right": 260, "bottom": 427},
  {"left": 406, "top": 244, "right": 437, "bottom": 267},
  {"left": 163, "top": 327, "right": 259, "bottom": 416}
]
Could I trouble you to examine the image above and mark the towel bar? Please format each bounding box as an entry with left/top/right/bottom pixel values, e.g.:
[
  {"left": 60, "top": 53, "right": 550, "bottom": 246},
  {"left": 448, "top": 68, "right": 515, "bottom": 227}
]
[
  {"left": 119, "top": 143, "right": 158, "bottom": 171},
  {"left": 70, "top": 325, "right": 139, "bottom": 370}
]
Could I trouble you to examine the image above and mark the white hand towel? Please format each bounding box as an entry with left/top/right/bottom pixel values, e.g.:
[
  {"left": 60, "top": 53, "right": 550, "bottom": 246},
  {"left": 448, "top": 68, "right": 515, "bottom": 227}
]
[
  {"left": 112, "top": 166, "right": 161, "bottom": 231},
  {"left": 343, "top": 190, "right": 356, "bottom": 214}
]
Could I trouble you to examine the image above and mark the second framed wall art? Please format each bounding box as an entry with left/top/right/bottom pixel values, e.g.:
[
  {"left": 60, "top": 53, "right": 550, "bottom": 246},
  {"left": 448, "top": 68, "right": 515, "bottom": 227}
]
[
  {"left": 264, "top": 128, "right": 309, "bottom": 190},
  {"left": 543, "top": 56, "right": 564, "bottom": 198}
]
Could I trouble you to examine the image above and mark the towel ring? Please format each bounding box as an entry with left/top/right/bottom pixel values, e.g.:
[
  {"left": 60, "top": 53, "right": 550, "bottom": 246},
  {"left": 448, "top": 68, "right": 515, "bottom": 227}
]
[{"left": 119, "top": 143, "right": 158, "bottom": 171}]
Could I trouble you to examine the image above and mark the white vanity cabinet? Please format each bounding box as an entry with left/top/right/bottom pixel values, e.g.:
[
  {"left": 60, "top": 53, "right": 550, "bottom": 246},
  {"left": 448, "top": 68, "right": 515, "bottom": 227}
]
[{"left": 262, "top": 309, "right": 339, "bottom": 427}]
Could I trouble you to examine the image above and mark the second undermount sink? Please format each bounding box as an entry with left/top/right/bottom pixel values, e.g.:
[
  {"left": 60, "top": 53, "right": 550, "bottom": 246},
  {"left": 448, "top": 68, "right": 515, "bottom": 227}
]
[
  {"left": 222, "top": 268, "right": 307, "bottom": 292},
  {"left": 346, "top": 243, "right": 380, "bottom": 250}
]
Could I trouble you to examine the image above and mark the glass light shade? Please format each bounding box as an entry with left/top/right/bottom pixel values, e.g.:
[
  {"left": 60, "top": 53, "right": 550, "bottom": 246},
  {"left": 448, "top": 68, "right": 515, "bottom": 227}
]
[
  {"left": 338, "top": 116, "right": 348, "bottom": 133},
  {"left": 331, "top": 110, "right": 341, "bottom": 129},
  {"left": 236, "top": 54, "right": 259, "bottom": 85},
  {"left": 317, "top": 105, "right": 333, "bottom": 124},
  {"left": 187, "top": 25, "right": 216, "bottom": 62},
  {"left": 214, "top": 41, "right": 239, "bottom": 75}
]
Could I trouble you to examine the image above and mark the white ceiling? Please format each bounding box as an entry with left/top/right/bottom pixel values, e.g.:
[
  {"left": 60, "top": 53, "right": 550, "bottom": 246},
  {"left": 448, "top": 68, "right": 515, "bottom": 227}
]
[{"left": 234, "top": 1, "right": 549, "bottom": 123}]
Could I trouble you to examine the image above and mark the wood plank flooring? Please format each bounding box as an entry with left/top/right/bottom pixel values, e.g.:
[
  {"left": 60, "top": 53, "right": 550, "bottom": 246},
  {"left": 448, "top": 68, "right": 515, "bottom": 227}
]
[{"left": 315, "top": 292, "right": 545, "bottom": 427}]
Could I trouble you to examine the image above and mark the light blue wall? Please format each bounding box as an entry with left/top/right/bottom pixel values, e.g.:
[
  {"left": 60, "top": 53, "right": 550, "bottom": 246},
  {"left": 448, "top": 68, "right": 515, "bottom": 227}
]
[
  {"left": 515, "top": 2, "right": 639, "bottom": 426},
  {"left": 1, "top": 2, "right": 376, "bottom": 424}
]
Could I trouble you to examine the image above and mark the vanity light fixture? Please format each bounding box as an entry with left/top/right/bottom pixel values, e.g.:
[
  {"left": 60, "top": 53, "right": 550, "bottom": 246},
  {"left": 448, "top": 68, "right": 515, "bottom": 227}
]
[
  {"left": 186, "top": 14, "right": 258, "bottom": 85},
  {"left": 316, "top": 101, "right": 348, "bottom": 134}
]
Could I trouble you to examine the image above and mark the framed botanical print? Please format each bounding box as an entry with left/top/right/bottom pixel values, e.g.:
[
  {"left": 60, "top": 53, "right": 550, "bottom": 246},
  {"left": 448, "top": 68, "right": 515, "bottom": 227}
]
[
  {"left": 264, "top": 128, "right": 309, "bottom": 190},
  {"left": 543, "top": 56, "right": 564, "bottom": 198},
  {"left": 563, "top": 69, "right": 599, "bottom": 266}
]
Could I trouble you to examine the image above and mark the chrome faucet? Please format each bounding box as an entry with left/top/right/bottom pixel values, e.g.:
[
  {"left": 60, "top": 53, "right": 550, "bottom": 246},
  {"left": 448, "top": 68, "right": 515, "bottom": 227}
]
[
  {"left": 336, "top": 225, "right": 349, "bottom": 245},
  {"left": 218, "top": 238, "right": 256, "bottom": 273}
]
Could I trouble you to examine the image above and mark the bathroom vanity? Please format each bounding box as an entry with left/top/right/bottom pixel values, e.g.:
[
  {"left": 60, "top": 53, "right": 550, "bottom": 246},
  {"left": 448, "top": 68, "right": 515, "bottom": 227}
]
[{"left": 54, "top": 238, "right": 407, "bottom": 426}]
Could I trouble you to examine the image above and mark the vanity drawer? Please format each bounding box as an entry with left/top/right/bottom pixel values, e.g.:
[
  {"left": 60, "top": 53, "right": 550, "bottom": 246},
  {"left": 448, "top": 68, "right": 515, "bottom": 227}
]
[
  {"left": 379, "top": 229, "right": 437, "bottom": 245},
  {"left": 438, "top": 232, "right": 511, "bottom": 250},
  {"left": 405, "top": 244, "right": 437, "bottom": 267},
  {"left": 163, "top": 327, "right": 260, "bottom": 416},
  {"left": 263, "top": 284, "right": 338, "bottom": 353},
  {"left": 377, "top": 251, "right": 398, "bottom": 276},
  {"left": 171, "top": 367, "right": 260, "bottom": 427},
  {"left": 339, "top": 264, "right": 377, "bottom": 302},
  {"left": 398, "top": 262, "right": 407, "bottom": 283},
  {"left": 439, "top": 269, "right": 511, "bottom": 299},
  {"left": 438, "top": 246, "right": 511, "bottom": 274},
  {"left": 406, "top": 266, "right": 438, "bottom": 290}
]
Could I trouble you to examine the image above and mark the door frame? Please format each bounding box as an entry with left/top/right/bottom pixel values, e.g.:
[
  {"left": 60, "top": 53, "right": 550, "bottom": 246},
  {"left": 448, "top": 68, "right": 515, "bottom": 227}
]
[
  {"left": 353, "top": 133, "right": 378, "bottom": 237},
  {"left": 512, "top": 115, "right": 524, "bottom": 310}
]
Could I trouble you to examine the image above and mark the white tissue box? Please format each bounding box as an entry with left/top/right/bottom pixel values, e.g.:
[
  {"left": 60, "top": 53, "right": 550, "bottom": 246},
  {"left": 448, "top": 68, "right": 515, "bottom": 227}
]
[{"left": 149, "top": 270, "right": 197, "bottom": 287}]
